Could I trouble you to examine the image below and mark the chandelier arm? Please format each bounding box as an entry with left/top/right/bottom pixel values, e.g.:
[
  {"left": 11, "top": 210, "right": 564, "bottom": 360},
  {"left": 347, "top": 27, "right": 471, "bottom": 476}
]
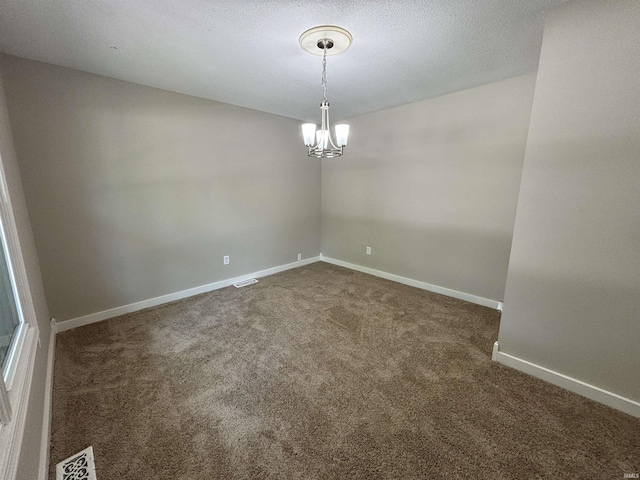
[
  {"left": 324, "top": 105, "right": 340, "bottom": 150},
  {"left": 322, "top": 104, "right": 328, "bottom": 133},
  {"left": 321, "top": 43, "right": 340, "bottom": 151}
]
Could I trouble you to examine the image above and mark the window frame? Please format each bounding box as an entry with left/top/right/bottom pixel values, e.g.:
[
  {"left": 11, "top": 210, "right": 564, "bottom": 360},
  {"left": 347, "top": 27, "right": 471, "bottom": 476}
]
[
  {"left": 0, "top": 138, "right": 40, "bottom": 479},
  {"left": 1, "top": 205, "right": 29, "bottom": 391},
  {"left": 2, "top": 321, "right": 27, "bottom": 392}
]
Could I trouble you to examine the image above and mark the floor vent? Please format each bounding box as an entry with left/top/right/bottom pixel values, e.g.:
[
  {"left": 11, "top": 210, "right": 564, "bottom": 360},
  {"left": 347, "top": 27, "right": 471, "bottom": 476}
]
[
  {"left": 233, "top": 278, "right": 258, "bottom": 288},
  {"left": 56, "top": 446, "right": 97, "bottom": 480}
]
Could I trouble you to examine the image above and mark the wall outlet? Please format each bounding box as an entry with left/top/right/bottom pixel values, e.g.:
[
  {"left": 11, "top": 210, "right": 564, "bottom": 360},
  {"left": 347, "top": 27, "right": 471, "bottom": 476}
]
[
  {"left": 223, "top": 255, "right": 230, "bottom": 265},
  {"left": 366, "top": 246, "right": 372, "bottom": 255},
  {"left": 297, "top": 253, "right": 302, "bottom": 261}
]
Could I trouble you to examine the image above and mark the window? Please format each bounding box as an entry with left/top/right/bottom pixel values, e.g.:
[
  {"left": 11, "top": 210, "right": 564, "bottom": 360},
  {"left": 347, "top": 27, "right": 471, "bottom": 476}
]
[
  {"left": 0, "top": 248, "right": 22, "bottom": 371},
  {"left": 0, "top": 204, "right": 28, "bottom": 425},
  {"left": 1, "top": 201, "right": 28, "bottom": 373},
  {"left": 0, "top": 262, "right": 22, "bottom": 372}
]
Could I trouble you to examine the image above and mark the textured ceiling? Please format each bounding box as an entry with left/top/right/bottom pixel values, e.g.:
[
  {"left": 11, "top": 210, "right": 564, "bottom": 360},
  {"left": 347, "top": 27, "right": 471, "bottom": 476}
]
[{"left": 0, "top": 0, "right": 569, "bottom": 122}]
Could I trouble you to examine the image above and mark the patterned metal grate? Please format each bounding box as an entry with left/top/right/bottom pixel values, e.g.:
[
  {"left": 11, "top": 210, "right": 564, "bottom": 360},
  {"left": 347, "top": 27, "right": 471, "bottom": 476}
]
[{"left": 56, "top": 446, "right": 97, "bottom": 480}]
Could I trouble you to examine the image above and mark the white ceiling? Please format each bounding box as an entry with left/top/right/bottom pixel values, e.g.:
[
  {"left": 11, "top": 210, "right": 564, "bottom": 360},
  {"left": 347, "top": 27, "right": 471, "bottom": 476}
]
[{"left": 0, "top": 0, "right": 569, "bottom": 122}]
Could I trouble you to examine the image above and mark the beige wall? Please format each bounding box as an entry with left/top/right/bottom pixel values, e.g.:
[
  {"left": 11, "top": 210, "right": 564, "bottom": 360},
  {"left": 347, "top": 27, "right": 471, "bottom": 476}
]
[
  {"left": 321, "top": 74, "right": 536, "bottom": 302},
  {"left": 0, "top": 67, "right": 52, "bottom": 480},
  {"left": 0, "top": 55, "right": 321, "bottom": 322},
  {"left": 498, "top": 0, "right": 640, "bottom": 402}
]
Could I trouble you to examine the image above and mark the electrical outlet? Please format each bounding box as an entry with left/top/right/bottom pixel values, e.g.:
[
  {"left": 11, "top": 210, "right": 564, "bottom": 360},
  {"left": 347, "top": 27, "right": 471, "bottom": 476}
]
[
  {"left": 223, "top": 255, "right": 230, "bottom": 265},
  {"left": 366, "top": 246, "right": 371, "bottom": 255},
  {"left": 297, "top": 253, "right": 302, "bottom": 261}
]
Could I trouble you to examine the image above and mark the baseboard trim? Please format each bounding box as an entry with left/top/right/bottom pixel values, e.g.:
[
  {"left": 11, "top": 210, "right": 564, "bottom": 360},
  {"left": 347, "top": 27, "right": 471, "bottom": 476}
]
[
  {"left": 38, "top": 321, "right": 56, "bottom": 480},
  {"left": 55, "top": 256, "right": 322, "bottom": 333},
  {"left": 492, "top": 341, "right": 499, "bottom": 361},
  {"left": 319, "top": 255, "right": 501, "bottom": 310},
  {"left": 494, "top": 347, "right": 640, "bottom": 418}
]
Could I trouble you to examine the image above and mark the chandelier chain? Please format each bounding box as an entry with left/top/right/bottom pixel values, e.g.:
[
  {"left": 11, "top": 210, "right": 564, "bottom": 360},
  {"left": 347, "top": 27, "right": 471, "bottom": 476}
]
[{"left": 321, "top": 44, "right": 328, "bottom": 103}]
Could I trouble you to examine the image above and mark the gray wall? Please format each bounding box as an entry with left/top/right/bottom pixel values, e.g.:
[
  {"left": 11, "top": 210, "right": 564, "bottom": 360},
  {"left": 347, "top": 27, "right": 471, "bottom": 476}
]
[
  {"left": 0, "top": 55, "right": 321, "bottom": 322},
  {"left": 498, "top": 0, "right": 640, "bottom": 402},
  {"left": 322, "top": 74, "right": 536, "bottom": 302},
  {"left": 0, "top": 68, "right": 52, "bottom": 480}
]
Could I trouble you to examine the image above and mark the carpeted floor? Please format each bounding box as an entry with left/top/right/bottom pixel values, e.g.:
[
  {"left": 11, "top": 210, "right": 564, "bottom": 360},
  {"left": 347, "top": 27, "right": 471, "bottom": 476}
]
[{"left": 50, "top": 262, "right": 639, "bottom": 479}]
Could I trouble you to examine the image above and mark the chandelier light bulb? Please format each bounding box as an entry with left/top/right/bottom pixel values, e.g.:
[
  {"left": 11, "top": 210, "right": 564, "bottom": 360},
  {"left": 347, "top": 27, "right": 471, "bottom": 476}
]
[
  {"left": 335, "top": 124, "right": 350, "bottom": 147},
  {"left": 301, "top": 123, "right": 317, "bottom": 146}
]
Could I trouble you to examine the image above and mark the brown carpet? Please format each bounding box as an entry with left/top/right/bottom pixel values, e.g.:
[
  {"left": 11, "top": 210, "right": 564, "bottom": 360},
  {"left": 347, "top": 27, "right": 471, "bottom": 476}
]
[{"left": 50, "top": 262, "right": 640, "bottom": 479}]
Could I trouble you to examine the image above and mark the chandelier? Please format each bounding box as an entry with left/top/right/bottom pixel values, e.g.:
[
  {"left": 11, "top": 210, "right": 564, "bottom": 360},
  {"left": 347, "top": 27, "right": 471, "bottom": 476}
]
[{"left": 299, "top": 26, "right": 352, "bottom": 158}]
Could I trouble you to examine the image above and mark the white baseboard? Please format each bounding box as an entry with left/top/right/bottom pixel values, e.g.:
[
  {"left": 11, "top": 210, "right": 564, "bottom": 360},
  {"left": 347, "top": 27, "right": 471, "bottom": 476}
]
[
  {"left": 38, "top": 321, "right": 56, "bottom": 480},
  {"left": 492, "top": 341, "right": 499, "bottom": 361},
  {"left": 493, "top": 344, "right": 640, "bottom": 418},
  {"left": 56, "top": 254, "right": 499, "bottom": 332},
  {"left": 55, "top": 256, "right": 321, "bottom": 332},
  {"left": 319, "top": 255, "right": 501, "bottom": 310}
]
